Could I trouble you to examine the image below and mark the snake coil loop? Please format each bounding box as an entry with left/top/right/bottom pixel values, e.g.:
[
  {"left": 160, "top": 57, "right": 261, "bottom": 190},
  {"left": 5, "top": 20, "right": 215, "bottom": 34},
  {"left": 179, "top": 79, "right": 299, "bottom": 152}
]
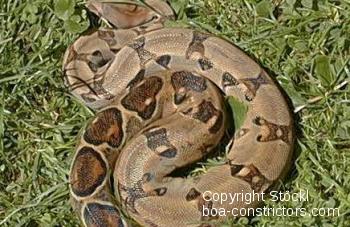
[{"left": 63, "top": 1, "right": 294, "bottom": 226}]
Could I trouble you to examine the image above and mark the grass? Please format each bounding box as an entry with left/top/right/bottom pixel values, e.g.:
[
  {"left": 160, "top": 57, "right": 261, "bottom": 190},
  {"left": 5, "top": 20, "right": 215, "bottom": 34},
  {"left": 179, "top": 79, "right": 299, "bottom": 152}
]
[{"left": 0, "top": 0, "right": 349, "bottom": 226}]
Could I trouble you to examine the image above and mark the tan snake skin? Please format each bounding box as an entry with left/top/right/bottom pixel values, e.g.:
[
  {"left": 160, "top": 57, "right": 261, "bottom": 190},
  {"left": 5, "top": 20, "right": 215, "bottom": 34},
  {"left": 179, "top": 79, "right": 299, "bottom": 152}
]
[{"left": 62, "top": 0, "right": 294, "bottom": 226}]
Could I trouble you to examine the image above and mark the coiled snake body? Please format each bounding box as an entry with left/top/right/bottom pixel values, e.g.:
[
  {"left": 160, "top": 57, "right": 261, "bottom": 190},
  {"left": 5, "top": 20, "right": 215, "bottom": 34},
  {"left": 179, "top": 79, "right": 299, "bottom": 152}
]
[{"left": 63, "top": 1, "right": 294, "bottom": 226}]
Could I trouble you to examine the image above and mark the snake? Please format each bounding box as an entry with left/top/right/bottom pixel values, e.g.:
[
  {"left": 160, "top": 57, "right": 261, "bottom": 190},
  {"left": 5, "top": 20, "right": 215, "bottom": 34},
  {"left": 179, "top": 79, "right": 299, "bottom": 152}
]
[{"left": 62, "top": 0, "right": 295, "bottom": 226}]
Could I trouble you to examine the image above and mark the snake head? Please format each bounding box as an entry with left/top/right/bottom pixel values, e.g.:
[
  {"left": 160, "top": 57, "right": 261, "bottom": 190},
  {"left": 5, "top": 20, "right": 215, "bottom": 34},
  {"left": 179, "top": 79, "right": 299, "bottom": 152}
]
[{"left": 86, "top": 0, "right": 173, "bottom": 29}]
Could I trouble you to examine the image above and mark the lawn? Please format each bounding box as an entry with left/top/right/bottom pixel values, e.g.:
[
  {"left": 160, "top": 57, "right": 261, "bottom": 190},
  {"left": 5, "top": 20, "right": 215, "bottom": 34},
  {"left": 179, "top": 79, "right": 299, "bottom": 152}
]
[{"left": 0, "top": 0, "right": 349, "bottom": 226}]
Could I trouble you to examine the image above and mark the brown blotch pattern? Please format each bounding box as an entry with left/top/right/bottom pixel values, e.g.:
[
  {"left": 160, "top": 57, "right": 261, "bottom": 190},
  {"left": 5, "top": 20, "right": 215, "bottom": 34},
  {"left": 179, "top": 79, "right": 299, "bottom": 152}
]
[
  {"left": 186, "top": 31, "right": 210, "bottom": 59},
  {"left": 71, "top": 147, "right": 107, "bottom": 197},
  {"left": 121, "top": 76, "right": 163, "bottom": 120},
  {"left": 241, "top": 72, "right": 270, "bottom": 101},
  {"left": 84, "top": 107, "right": 124, "bottom": 147},
  {"left": 83, "top": 202, "right": 124, "bottom": 227},
  {"left": 171, "top": 71, "right": 207, "bottom": 104},
  {"left": 253, "top": 116, "right": 291, "bottom": 144},
  {"left": 171, "top": 71, "right": 207, "bottom": 92},
  {"left": 143, "top": 128, "right": 177, "bottom": 158},
  {"left": 119, "top": 180, "right": 167, "bottom": 214},
  {"left": 188, "top": 100, "right": 223, "bottom": 134}
]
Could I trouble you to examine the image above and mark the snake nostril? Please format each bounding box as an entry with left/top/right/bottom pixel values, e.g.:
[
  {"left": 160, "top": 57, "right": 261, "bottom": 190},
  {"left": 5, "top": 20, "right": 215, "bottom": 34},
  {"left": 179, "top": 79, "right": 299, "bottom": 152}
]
[
  {"left": 257, "top": 135, "right": 262, "bottom": 142},
  {"left": 152, "top": 15, "right": 160, "bottom": 21},
  {"left": 253, "top": 116, "right": 262, "bottom": 125}
]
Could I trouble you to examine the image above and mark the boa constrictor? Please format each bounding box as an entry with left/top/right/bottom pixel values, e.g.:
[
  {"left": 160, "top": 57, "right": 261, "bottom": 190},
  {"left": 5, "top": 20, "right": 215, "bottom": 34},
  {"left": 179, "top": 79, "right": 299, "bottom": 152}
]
[{"left": 62, "top": 0, "right": 294, "bottom": 226}]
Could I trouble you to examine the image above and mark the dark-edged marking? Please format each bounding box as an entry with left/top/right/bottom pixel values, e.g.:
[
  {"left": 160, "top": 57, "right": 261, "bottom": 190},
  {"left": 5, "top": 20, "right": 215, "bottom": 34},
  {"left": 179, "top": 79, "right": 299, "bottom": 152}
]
[
  {"left": 235, "top": 128, "right": 249, "bottom": 139},
  {"left": 174, "top": 93, "right": 186, "bottom": 105},
  {"left": 125, "top": 116, "right": 143, "bottom": 141},
  {"left": 153, "top": 187, "right": 167, "bottom": 196},
  {"left": 198, "top": 194, "right": 218, "bottom": 222},
  {"left": 143, "top": 128, "right": 177, "bottom": 158},
  {"left": 186, "top": 31, "right": 210, "bottom": 59},
  {"left": 119, "top": 180, "right": 167, "bottom": 214},
  {"left": 111, "top": 48, "right": 121, "bottom": 54},
  {"left": 222, "top": 72, "right": 239, "bottom": 88},
  {"left": 64, "top": 45, "right": 78, "bottom": 66},
  {"left": 84, "top": 107, "right": 124, "bottom": 148},
  {"left": 81, "top": 94, "right": 97, "bottom": 103},
  {"left": 144, "top": 219, "right": 159, "bottom": 227},
  {"left": 70, "top": 147, "right": 107, "bottom": 197},
  {"left": 156, "top": 55, "right": 171, "bottom": 68},
  {"left": 128, "top": 36, "right": 145, "bottom": 50},
  {"left": 126, "top": 69, "right": 145, "bottom": 89},
  {"left": 128, "top": 36, "right": 154, "bottom": 66},
  {"left": 181, "top": 107, "right": 193, "bottom": 115},
  {"left": 186, "top": 188, "right": 201, "bottom": 201},
  {"left": 118, "top": 182, "right": 145, "bottom": 214},
  {"left": 227, "top": 160, "right": 244, "bottom": 176},
  {"left": 198, "top": 58, "right": 213, "bottom": 71},
  {"left": 83, "top": 202, "right": 124, "bottom": 227},
  {"left": 200, "top": 143, "right": 215, "bottom": 155},
  {"left": 241, "top": 165, "right": 270, "bottom": 192},
  {"left": 121, "top": 76, "right": 163, "bottom": 120},
  {"left": 253, "top": 116, "right": 291, "bottom": 144},
  {"left": 241, "top": 72, "right": 270, "bottom": 101},
  {"left": 88, "top": 50, "right": 111, "bottom": 73},
  {"left": 188, "top": 100, "right": 224, "bottom": 134},
  {"left": 80, "top": 78, "right": 115, "bottom": 103},
  {"left": 66, "top": 52, "right": 115, "bottom": 102},
  {"left": 97, "top": 30, "right": 117, "bottom": 46},
  {"left": 141, "top": 172, "right": 153, "bottom": 183},
  {"left": 228, "top": 163, "right": 270, "bottom": 192}
]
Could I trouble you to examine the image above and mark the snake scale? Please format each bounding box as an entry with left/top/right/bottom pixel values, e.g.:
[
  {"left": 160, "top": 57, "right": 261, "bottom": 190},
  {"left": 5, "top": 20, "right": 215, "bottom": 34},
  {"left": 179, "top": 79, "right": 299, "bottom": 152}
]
[{"left": 62, "top": 0, "right": 294, "bottom": 226}]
